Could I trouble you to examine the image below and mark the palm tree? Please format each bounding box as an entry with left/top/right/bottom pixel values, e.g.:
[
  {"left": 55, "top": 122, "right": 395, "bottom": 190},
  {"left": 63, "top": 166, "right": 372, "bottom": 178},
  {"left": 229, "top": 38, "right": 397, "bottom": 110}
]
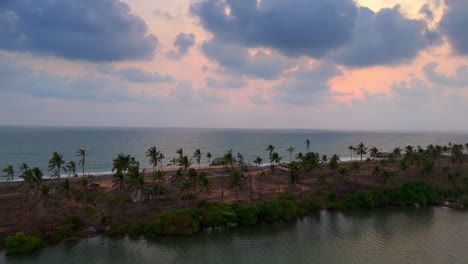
[
  {"left": 2, "top": 165, "right": 14, "bottom": 182},
  {"left": 127, "top": 167, "right": 150, "bottom": 203},
  {"left": 392, "top": 147, "right": 402, "bottom": 160},
  {"left": 356, "top": 142, "right": 368, "bottom": 161},
  {"left": 286, "top": 147, "right": 295, "bottom": 163},
  {"left": 167, "top": 158, "right": 178, "bottom": 169},
  {"left": 305, "top": 139, "right": 311, "bottom": 152},
  {"left": 193, "top": 149, "right": 203, "bottom": 169},
  {"left": 180, "top": 181, "right": 192, "bottom": 208},
  {"left": 221, "top": 150, "right": 235, "bottom": 200},
  {"left": 152, "top": 170, "right": 165, "bottom": 204},
  {"left": 40, "top": 185, "right": 51, "bottom": 208},
  {"left": 380, "top": 169, "right": 396, "bottom": 187},
  {"left": 200, "top": 176, "right": 212, "bottom": 210},
  {"left": 270, "top": 152, "right": 282, "bottom": 166},
  {"left": 77, "top": 149, "right": 87, "bottom": 177},
  {"left": 338, "top": 167, "right": 349, "bottom": 180},
  {"left": 66, "top": 161, "right": 77, "bottom": 177},
  {"left": 146, "top": 146, "right": 160, "bottom": 175},
  {"left": 266, "top": 145, "right": 275, "bottom": 159},
  {"left": 348, "top": 146, "right": 355, "bottom": 161},
  {"left": 178, "top": 155, "right": 193, "bottom": 170},
  {"left": 19, "top": 163, "right": 29, "bottom": 174},
  {"left": 370, "top": 147, "right": 379, "bottom": 160},
  {"left": 158, "top": 152, "right": 165, "bottom": 170},
  {"left": 112, "top": 153, "right": 133, "bottom": 176},
  {"left": 48, "top": 152, "right": 65, "bottom": 180},
  {"left": 60, "top": 179, "right": 72, "bottom": 198},
  {"left": 176, "top": 148, "right": 184, "bottom": 158},
  {"left": 31, "top": 167, "right": 44, "bottom": 195},
  {"left": 229, "top": 170, "right": 245, "bottom": 202},
  {"left": 206, "top": 152, "right": 212, "bottom": 166},
  {"left": 254, "top": 157, "right": 263, "bottom": 167},
  {"left": 328, "top": 154, "right": 340, "bottom": 171}
]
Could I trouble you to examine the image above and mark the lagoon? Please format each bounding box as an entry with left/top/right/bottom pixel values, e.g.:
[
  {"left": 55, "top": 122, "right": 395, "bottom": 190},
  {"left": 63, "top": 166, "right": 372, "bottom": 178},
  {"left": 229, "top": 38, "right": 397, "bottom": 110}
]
[{"left": 2, "top": 206, "right": 467, "bottom": 264}]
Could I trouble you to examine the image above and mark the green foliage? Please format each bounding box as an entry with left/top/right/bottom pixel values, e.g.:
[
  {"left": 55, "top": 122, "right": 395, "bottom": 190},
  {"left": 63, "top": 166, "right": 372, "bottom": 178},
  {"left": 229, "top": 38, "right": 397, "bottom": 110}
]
[
  {"left": 54, "top": 216, "right": 82, "bottom": 240},
  {"left": 108, "top": 221, "right": 145, "bottom": 236},
  {"left": 302, "top": 196, "right": 323, "bottom": 212},
  {"left": 4, "top": 232, "right": 42, "bottom": 255},
  {"left": 232, "top": 203, "right": 260, "bottom": 226},
  {"left": 151, "top": 209, "right": 201, "bottom": 236},
  {"left": 258, "top": 199, "right": 298, "bottom": 222},
  {"left": 200, "top": 201, "right": 238, "bottom": 228}
]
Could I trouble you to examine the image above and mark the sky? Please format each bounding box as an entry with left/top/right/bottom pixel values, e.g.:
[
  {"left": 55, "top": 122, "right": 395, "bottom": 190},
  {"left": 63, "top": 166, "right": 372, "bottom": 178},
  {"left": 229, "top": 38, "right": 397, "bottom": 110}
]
[{"left": 0, "top": 0, "right": 467, "bottom": 131}]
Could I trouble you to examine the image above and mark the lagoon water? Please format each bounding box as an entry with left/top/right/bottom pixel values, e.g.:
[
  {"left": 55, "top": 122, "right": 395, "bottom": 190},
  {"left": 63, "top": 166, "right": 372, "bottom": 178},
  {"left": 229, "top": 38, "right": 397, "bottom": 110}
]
[
  {"left": 1, "top": 126, "right": 468, "bottom": 177},
  {"left": 1, "top": 207, "right": 467, "bottom": 264}
]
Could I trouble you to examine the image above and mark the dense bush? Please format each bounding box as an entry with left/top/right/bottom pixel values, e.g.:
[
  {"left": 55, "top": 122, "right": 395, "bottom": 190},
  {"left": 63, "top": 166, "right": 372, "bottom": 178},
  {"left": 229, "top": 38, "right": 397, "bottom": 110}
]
[
  {"left": 200, "top": 201, "right": 237, "bottom": 228},
  {"left": 258, "top": 199, "right": 299, "bottom": 222},
  {"left": 232, "top": 203, "right": 260, "bottom": 226},
  {"left": 302, "top": 196, "right": 323, "bottom": 212},
  {"left": 53, "top": 216, "right": 82, "bottom": 240},
  {"left": 4, "top": 232, "right": 42, "bottom": 255},
  {"left": 151, "top": 209, "right": 201, "bottom": 236}
]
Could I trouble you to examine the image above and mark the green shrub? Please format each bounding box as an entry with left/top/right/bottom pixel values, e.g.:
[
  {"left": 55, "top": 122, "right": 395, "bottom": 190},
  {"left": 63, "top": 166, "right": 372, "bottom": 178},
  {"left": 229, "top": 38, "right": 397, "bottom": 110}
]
[
  {"left": 232, "top": 203, "right": 260, "bottom": 226},
  {"left": 4, "top": 232, "right": 42, "bottom": 255},
  {"left": 54, "top": 216, "right": 82, "bottom": 240},
  {"left": 201, "top": 201, "right": 237, "bottom": 228},
  {"left": 326, "top": 190, "right": 337, "bottom": 202},
  {"left": 259, "top": 199, "right": 299, "bottom": 222},
  {"left": 302, "top": 197, "right": 323, "bottom": 212},
  {"left": 154, "top": 209, "right": 200, "bottom": 235}
]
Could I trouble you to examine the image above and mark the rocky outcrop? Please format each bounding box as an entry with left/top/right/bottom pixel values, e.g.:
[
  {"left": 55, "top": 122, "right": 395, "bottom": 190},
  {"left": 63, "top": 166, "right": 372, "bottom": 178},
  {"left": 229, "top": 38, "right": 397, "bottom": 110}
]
[{"left": 210, "top": 158, "right": 224, "bottom": 166}]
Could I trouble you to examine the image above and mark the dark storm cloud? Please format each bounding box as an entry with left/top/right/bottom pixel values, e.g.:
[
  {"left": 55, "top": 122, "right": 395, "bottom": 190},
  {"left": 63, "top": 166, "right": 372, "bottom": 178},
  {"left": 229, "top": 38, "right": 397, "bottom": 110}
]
[
  {"left": 272, "top": 62, "right": 343, "bottom": 105},
  {"left": 334, "top": 6, "right": 440, "bottom": 67},
  {"left": 191, "top": 0, "right": 359, "bottom": 58},
  {"left": 440, "top": 0, "right": 468, "bottom": 55},
  {"left": 201, "top": 38, "right": 295, "bottom": 80},
  {"left": 167, "top": 33, "right": 196, "bottom": 60},
  {"left": 0, "top": 0, "right": 158, "bottom": 62}
]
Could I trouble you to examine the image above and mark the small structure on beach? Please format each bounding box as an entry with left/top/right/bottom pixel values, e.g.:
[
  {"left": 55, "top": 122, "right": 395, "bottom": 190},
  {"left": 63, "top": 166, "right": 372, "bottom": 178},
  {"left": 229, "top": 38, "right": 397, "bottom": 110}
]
[{"left": 376, "top": 152, "right": 391, "bottom": 159}]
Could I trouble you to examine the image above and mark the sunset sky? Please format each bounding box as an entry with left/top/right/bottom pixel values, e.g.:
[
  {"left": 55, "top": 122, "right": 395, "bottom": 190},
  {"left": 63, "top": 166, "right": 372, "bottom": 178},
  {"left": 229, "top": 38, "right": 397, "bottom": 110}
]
[{"left": 1, "top": 0, "right": 467, "bottom": 130}]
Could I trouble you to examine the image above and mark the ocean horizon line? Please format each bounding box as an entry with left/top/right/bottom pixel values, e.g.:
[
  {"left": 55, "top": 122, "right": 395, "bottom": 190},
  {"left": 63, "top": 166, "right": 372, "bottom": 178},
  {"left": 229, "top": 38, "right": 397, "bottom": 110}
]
[{"left": 2, "top": 125, "right": 468, "bottom": 134}]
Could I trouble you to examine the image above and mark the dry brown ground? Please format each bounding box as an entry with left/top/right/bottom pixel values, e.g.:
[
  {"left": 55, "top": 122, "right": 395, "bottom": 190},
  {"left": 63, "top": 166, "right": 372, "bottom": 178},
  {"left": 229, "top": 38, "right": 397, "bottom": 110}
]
[{"left": 0, "top": 160, "right": 466, "bottom": 237}]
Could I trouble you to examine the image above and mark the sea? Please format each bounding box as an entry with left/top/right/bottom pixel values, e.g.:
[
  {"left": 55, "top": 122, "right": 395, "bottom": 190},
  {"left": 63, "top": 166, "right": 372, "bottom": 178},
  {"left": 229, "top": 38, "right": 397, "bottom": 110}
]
[{"left": 1, "top": 126, "right": 468, "bottom": 179}]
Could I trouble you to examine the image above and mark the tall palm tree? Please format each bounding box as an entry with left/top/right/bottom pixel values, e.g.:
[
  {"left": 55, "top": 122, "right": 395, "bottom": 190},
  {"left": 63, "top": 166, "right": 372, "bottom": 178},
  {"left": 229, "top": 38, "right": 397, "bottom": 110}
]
[
  {"left": 66, "top": 161, "right": 77, "bottom": 177},
  {"left": 338, "top": 167, "right": 349, "bottom": 180},
  {"left": 158, "top": 152, "right": 165, "bottom": 170},
  {"left": 392, "top": 147, "right": 402, "bottom": 160},
  {"left": 221, "top": 150, "right": 235, "bottom": 200},
  {"left": 77, "top": 149, "right": 87, "bottom": 177},
  {"left": 286, "top": 147, "right": 295, "bottom": 163},
  {"left": 266, "top": 145, "right": 275, "bottom": 159},
  {"left": 153, "top": 170, "right": 165, "bottom": 204},
  {"left": 146, "top": 146, "right": 160, "bottom": 176},
  {"left": 229, "top": 170, "right": 245, "bottom": 202},
  {"left": 2, "top": 165, "right": 14, "bottom": 182},
  {"left": 19, "top": 163, "right": 29, "bottom": 174},
  {"left": 254, "top": 157, "right": 263, "bottom": 167},
  {"left": 348, "top": 146, "right": 355, "bottom": 161},
  {"left": 167, "top": 158, "right": 178, "bottom": 169},
  {"left": 206, "top": 152, "right": 212, "bottom": 166},
  {"left": 48, "top": 152, "right": 65, "bottom": 180},
  {"left": 305, "top": 139, "right": 311, "bottom": 152},
  {"left": 193, "top": 149, "right": 203, "bottom": 168},
  {"left": 200, "top": 176, "right": 212, "bottom": 211},
  {"left": 356, "top": 142, "right": 368, "bottom": 161}
]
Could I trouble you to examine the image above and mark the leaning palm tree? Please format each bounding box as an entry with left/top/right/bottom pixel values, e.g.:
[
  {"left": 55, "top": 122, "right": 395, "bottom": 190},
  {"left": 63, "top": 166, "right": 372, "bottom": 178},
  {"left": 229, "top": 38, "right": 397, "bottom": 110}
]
[
  {"left": 66, "top": 161, "right": 77, "bottom": 177},
  {"left": 270, "top": 152, "right": 282, "bottom": 166},
  {"left": 286, "top": 147, "right": 295, "bottom": 163},
  {"left": 77, "top": 149, "right": 87, "bottom": 177},
  {"left": 146, "top": 146, "right": 160, "bottom": 176},
  {"left": 206, "top": 152, "right": 212, "bottom": 166},
  {"left": 229, "top": 170, "right": 245, "bottom": 202},
  {"left": 193, "top": 149, "right": 203, "bottom": 169},
  {"left": 2, "top": 165, "right": 14, "bottom": 182},
  {"left": 348, "top": 146, "right": 355, "bottom": 161},
  {"left": 200, "top": 176, "right": 212, "bottom": 211},
  {"left": 178, "top": 156, "right": 193, "bottom": 170},
  {"left": 176, "top": 148, "right": 184, "bottom": 158},
  {"left": 158, "top": 152, "right": 165, "bottom": 170},
  {"left": 48, "top": 152, "right": 65, "bottom": 180},
  {"left": 305, "top": 139, "right": 311, "bottom": 152}
]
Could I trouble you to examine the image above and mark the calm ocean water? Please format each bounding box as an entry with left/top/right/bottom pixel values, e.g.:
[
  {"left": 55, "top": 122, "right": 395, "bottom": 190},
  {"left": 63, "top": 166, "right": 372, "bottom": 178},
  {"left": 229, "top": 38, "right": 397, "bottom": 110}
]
[{"left": 1, "top": 126, "right": 468, "bottom": 177}]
